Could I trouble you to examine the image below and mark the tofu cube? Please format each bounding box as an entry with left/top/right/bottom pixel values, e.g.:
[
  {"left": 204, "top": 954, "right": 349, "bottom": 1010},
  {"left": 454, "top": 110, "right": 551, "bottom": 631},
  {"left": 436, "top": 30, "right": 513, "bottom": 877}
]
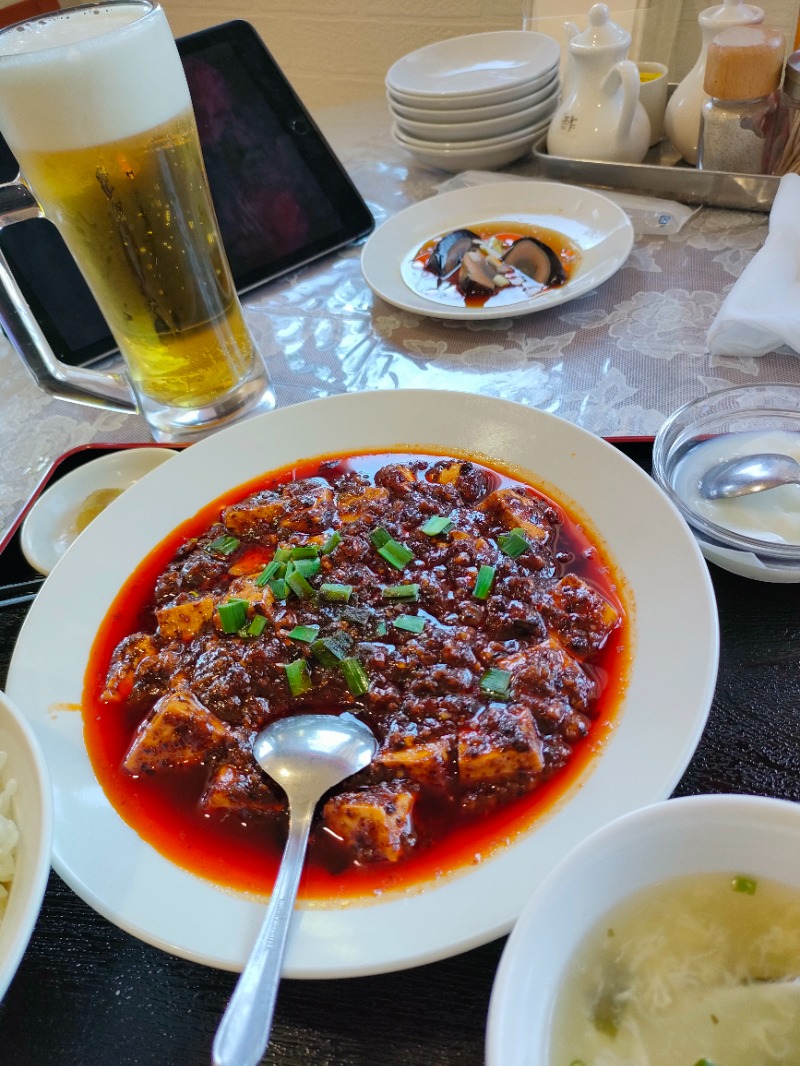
[
  {"left": 457, "top": 705, "right": 544, "bottom": 786},
  {"left": 156, "top": 596, "right": 215, "bottom": 641},
  {"left": 123, "top": 689, "right": 227, "bottom": 774},
  {"left": 323, "top": 784, "right": 416, "bottom": 863}
]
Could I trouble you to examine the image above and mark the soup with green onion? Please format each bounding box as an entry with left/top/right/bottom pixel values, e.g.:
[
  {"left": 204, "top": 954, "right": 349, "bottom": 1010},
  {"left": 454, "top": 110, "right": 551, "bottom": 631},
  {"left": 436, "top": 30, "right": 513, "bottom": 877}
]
[{"left": 550, "top": 871, "right": 800, "bottom": 1066}]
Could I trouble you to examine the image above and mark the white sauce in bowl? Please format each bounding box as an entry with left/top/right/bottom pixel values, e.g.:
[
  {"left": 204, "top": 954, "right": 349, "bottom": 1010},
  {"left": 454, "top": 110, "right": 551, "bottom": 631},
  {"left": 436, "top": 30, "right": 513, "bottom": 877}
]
[{"left": 671, "top": 430, "right": 800, "bottom": 546}]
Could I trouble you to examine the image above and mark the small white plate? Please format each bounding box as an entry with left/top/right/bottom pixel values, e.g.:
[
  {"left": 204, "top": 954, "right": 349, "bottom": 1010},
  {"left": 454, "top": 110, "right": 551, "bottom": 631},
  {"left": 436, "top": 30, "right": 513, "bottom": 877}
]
[
  {"left": 391, "top": 122, "right": 548, "bottom": 173},
  {"left": 386, "top": 31, "right": 560, "bottom": 100},
  {"left": 387, "top": 72, "right": 559, "bottom": 123},
  {"left": 361, "top": 180, "right": 634, "bottom": 319},
  {"left": 21, "top": 447, "right": 177, "bottom": 576},
  {"left": 393, "top": 92, "right": 557, "bottom": 142}
]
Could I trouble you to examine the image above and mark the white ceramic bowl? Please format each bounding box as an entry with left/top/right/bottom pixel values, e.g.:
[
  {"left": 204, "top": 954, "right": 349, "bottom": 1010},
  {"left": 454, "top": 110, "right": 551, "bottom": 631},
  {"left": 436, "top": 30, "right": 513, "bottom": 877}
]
[
  {"left": 0, "top": 690, "right": 52, "bottom": 1003},
  {"left": 393, "top": 92, "right": 558, "bottom": 143},
  {"left": 387, "top": 72, "right": 559, "bottom": 123},
  {"left": 487, "top": 793, "right": 800, "bottom": 1066},
  {"left": 386, "top": 30, "right": 560, "bottom": 101},
  {"left": 392, "top": 122, "right": 548, "bottom": 172},
  {"left": 652, "top": 383, "right": 800, "bottom": 582}
]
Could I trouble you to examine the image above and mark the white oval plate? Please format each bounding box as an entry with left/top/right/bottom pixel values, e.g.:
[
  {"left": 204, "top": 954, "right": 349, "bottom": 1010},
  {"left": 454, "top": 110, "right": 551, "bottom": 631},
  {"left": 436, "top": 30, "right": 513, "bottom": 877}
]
[
  {"left": 361, "top": 181, "right": 634, "bottom": 320},
  {"left": 391, "top": 124, "right": 548, "bottom": 174},
  {"left": 386, "top": 31, "right": 559, "bottom": 100},
  {"left": 393, "top": 93, "right": 557, "bottom": 142},
  {"left": 387, "top": 72, "right": 558, "bottom": 123},
  {"left": 6, "top": 391, "right": 719, "bottom": 977},
  {"left": 20, "top": 447, "right": 177, "bottom": 575}
]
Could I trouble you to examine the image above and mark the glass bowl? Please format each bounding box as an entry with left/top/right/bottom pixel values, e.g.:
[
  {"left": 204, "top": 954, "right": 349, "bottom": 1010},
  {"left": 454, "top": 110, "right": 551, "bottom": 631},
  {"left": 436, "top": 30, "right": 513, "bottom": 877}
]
[{"left": 652, "top": 383, "right": 800, "bottom": 582}]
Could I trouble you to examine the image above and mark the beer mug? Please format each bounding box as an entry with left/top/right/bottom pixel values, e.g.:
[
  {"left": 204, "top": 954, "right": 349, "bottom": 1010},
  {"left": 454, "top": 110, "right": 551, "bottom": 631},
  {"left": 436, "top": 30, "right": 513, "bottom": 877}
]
[{"left": 0, "top": 1, "right": 274, "bottom": 441}]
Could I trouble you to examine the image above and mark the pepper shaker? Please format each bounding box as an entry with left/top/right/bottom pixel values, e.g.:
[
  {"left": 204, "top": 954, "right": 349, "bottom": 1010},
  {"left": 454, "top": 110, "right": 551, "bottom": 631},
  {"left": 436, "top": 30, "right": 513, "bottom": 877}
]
[
  {"left": 767, "top": 50, "right": 800, "bottom": 174},
  {"left": 697, "top": 24, "right": 785, "bottom": 173}
]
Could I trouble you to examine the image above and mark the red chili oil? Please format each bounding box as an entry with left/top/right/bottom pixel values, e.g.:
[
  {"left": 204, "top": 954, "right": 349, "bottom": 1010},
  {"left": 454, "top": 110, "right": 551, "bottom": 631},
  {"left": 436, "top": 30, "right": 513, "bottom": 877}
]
[{"left": 82, "top": 450, "right": 631, "bottom": 902}]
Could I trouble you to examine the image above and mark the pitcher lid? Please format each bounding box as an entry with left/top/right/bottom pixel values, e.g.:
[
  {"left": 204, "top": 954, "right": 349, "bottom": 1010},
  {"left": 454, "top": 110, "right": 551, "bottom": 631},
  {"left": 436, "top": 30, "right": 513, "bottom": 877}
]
[
  {"left": 699, "top": 0, "right": 764, "bottom": 30},
  {"left": 569, "top": 3, "right": 630, "bottom": 51}
]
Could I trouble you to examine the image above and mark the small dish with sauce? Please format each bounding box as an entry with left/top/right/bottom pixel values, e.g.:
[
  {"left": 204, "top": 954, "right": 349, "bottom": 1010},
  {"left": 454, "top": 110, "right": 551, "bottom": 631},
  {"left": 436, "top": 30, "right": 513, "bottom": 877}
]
[
  {"left": 21, "top": 447, "right": 177, "bottom": 576},
  {"left": 652, "top": 383, "right": 800, "bottom": 582}
]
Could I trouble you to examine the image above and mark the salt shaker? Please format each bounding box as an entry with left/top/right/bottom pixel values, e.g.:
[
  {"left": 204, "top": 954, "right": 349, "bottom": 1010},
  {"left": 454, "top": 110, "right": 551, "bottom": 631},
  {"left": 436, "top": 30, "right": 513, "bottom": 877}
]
[
  {"left": 697, "top": 25, "right": 785, "bottom": 174},
  {"left": 768, "top": 50, "right": 800, "bottom": 175},
  {"left": 664, "top": 0, "right": 764, "bottom": 166}
]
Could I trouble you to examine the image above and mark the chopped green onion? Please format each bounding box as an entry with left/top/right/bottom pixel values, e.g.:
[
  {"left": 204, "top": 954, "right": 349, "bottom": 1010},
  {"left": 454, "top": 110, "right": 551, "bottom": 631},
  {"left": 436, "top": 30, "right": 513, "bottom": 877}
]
[
  {"left": 340, "top": 657, "right": 369, "bottom": 696},
  {"left": 473, "top": 564, "right": 496, "bottom": 600},
  {"left": 342, "top": 605, "right": 371, "bottom": 626},
  {"left": 378, "top": 539, "right": 415, "bottom": 570},
  {"left": 692, "top": 1060, "right": 719, "bottom": 1066},
  {"left": 286, "top": 570, "right": 315, "bottom": 600},
  {"left": 480, "top": 667, "right": 512, "bottom": 700},
  {"left": 255, "top": 558, "right": 284, "bottom": 587},
  {"left": 273, "top": 546, "right": 292, "bottom": 563},
  {"left": 245, "top": 615, "right": 267, "bottom": 637},
  {"left": 285, "top": 658, "right": 312, "bottom": 697},
  {"left": 376, "top": 620, "right": 388, "bottom": 637},
  {"left": 206, "top": 533, "right": 240, "bottom": 556},
  {"left": 217, "top": 598, "right": 249, "bottom": 634},
  {"left": 497, "top": 528, "right": 529, "bottom": 558},
  {"left": 382, "top": 583, "right": 420, "bottom": 601},
  {"left": 288, "top": 624, "right": 320, "bottom": 643},
  {"left": 320, "top": 531, "right": 341, "bottom": 555},
  {"left": 311, "top": 633, "right": 353, "bottom": 668},
  {"left": 292, "top": 557, "right": 321, "bottom": 580},
  {"left": 420, "top": 515, "right": 454, "bottom": 536},
  {"left": 732, "top": 876, "right": 757, "bottom": 895},
  {"left": 320, "top": 582, "right": 353, "bottom": 603},
  {"left": 268, "top": 578, "right": 289, "bottom": 601},
  {"left": 290, "top": 544, "right": 320, "bottom": 560},
  {"left": 370, "top": 527, "right": 392, "bottom": 549},
  {"left": 393, "top": 614, "right": 426, "bottom": 634}
]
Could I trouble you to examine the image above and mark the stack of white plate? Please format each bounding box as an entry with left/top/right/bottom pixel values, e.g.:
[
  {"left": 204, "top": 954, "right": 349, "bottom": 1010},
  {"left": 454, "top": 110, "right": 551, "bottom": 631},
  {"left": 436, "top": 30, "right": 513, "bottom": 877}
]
[{"left": 386, "top": 31, "right": 560, "bottom": 173}]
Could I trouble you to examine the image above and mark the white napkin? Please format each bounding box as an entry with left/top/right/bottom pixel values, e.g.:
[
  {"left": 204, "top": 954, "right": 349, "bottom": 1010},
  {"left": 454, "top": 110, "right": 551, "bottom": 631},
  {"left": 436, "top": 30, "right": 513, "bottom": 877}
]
[{"left": 707, "top": 172, "right": 800, "bottom": 358}]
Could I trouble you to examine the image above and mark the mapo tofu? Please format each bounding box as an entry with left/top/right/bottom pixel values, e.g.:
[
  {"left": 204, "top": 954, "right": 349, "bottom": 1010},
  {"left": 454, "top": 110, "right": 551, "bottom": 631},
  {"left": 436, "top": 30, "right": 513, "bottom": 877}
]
[{"left": 86, "top": 452, "right": 627, "bottom": 896}]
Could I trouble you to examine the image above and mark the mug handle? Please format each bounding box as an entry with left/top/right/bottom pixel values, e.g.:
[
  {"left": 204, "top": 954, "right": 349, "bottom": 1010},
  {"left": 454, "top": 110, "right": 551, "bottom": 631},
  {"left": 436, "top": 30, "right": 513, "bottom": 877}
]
[{"left": 0, "top": 179, "right": 136, "bottom": 412}]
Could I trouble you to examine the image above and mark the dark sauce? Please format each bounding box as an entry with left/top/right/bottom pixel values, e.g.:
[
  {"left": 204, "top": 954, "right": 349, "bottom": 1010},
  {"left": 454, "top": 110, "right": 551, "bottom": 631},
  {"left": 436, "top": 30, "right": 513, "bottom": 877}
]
[
  {"left": 83, "top": 450, "right": 630, "bottom": 902},
  {"left": 406, "top": 221, "right": 581, "bottom": 310}
]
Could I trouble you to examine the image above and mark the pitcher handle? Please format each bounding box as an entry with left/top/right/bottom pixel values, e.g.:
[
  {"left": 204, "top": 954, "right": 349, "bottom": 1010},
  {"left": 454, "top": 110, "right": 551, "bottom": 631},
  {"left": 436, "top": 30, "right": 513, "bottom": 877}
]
[
  {"left": 0, "top": 179, "right": 136, "bottom": 412},
  {"left": 603, "top": 60, "right": 641, "bottom": 144}
]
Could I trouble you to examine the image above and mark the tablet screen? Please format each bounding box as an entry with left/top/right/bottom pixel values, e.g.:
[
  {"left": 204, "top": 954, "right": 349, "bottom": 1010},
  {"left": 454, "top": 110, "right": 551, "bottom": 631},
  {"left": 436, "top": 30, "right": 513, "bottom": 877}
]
[{"left": 0, "top": 20, "right": 374, "bottom": 367}]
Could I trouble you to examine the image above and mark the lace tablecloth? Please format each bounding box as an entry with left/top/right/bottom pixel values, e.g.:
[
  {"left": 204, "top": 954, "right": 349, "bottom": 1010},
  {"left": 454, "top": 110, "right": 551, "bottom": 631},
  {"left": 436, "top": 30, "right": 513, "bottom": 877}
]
[{"left": 2, "top": 97, "right": 798, "bottom": 542}]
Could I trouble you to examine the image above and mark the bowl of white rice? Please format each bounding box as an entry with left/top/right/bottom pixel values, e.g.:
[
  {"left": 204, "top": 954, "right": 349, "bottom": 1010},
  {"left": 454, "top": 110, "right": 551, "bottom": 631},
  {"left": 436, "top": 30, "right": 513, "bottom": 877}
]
[{"left": 0, "top": 689, "right": 52, "bottom": 1003}]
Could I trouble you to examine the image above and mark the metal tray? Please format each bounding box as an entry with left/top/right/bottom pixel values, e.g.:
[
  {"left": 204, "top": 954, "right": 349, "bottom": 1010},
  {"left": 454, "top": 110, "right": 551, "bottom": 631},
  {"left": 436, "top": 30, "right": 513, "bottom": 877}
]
[{"left": 533, "top": 134, "right": 780, "bottom": 213}]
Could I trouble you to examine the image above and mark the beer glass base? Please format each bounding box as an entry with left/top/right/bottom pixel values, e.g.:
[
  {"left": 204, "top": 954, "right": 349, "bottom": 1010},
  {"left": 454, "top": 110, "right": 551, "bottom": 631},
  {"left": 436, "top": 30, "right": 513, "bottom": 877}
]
[{"left": 139, "top": 359, "right": 276, "bottom": 444}]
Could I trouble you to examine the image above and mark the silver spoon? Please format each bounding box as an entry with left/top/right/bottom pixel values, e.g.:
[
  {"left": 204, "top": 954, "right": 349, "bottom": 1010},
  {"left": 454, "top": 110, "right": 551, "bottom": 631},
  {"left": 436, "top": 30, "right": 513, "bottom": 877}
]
[
  {"left": 699, "top": 453, "right": 800, "bottom": 500},
  {"left": 212, "top": 712, "right": 378, "bottom": 1066}
]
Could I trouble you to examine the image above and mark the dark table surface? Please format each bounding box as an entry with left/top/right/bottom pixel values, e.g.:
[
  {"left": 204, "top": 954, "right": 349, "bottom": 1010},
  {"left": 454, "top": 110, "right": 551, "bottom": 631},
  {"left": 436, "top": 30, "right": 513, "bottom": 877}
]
[{"left": 1, "top": 444, "right": 799, "bottom": 1066}]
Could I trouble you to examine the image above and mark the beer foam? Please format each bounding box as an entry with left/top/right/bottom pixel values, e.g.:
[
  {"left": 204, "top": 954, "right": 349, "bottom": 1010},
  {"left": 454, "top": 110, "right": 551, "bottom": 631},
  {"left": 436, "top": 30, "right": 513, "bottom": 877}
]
[{"left": 0, "top": 3, "right": 191, "bottom": 153}]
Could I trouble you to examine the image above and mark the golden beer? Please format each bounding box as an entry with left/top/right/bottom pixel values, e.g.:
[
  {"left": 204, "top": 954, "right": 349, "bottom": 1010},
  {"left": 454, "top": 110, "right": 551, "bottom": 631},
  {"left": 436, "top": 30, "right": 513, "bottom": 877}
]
[
  {"left": 0, "top": 1, "right": 272, "bottom": 433},
  {"left": 20, "top": 112, "right": 254, "bottom": 407}
]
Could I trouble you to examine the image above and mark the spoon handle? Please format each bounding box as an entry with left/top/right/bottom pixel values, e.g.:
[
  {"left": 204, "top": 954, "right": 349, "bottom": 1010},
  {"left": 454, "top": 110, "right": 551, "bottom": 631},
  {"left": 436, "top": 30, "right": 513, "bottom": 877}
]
[{"left": 212, "top": 800, "right": 314, "bottom": 1066}]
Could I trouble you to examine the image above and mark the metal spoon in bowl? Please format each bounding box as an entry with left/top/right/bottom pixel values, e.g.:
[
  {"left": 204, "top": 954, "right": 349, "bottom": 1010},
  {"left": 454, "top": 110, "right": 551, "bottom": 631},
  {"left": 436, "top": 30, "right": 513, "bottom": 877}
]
[
  {"left": 212, "top": 712, "right": 378, "bottom": 1066},
  {"left": 699, "top": 453, "right": 800, "bottom": 501}
]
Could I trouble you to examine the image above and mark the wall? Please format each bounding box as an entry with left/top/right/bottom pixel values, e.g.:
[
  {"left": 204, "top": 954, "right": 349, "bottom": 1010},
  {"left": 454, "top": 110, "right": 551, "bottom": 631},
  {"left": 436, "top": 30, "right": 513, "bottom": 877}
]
[{"left": 158, "top": 0, "right": 800, "bottom": 112}]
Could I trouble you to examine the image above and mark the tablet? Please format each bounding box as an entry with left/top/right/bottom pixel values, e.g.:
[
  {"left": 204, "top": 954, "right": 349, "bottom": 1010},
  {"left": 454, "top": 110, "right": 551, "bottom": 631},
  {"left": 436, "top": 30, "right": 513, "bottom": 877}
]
[{"left": 0, "top": 20, "right": 374, "bottom": 368}]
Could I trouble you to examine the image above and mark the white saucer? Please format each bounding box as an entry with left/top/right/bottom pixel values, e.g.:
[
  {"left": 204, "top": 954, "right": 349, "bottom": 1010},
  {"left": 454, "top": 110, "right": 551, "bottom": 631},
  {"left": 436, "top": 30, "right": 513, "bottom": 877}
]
[
  {"left": 360, "top": 180, "right": 634, "bottom": 319},
  {"left": 386, "top": 31, "right": 560, "bottom": 101},
  {"left": 21, "top": 447, "right": 177, "bottom": 576}
]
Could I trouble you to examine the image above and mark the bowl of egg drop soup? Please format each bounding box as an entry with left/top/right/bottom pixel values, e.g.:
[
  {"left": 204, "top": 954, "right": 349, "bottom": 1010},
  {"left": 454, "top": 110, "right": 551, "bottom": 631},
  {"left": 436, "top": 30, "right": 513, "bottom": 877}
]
[{"left": 486, "top": 794, "right": 800, "bottom": 1066}]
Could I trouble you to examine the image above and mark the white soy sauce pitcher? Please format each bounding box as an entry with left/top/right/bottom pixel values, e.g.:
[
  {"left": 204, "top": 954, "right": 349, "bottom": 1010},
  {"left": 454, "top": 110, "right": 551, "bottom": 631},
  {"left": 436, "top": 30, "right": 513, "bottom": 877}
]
[{"left": 547, "top": 3, "right": 650, "bottom": 164}]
